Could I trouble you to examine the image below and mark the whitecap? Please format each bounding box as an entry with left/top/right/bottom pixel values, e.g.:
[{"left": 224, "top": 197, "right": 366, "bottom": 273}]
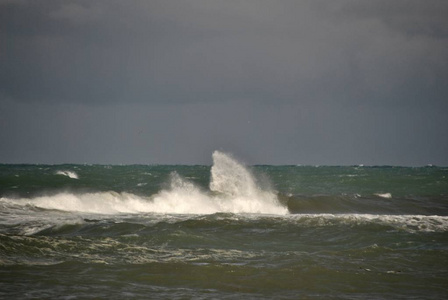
[
  {"left": 55, "top": 170, "right": 79, "bottom": 179},
  {"left": 375, "top": 193, "right": 392, "bottom": 199}
]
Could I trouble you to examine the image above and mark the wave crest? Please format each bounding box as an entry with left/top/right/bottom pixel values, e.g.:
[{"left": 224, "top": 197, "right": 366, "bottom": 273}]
[{"left": 55, "top": 170, "right": 78, "bottom": 179}]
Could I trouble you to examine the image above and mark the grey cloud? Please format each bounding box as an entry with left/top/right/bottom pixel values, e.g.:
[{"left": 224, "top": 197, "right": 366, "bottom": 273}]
[
  {"left": 341, "top": 0, "right": 448, "bottom": 38},
  {"left": 1, "top": 0, "right": 447, "bottom": 106},
  {"left": 1, "top": 96, "right": 447, "bottom": 165}
]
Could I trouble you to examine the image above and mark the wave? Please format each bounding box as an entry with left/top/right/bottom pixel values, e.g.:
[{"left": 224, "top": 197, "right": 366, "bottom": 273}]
[
  {"left": 282, "top": 192, "right": 448, "bottom": 216},
  {"left": 1, "top": 151, "right": 287, "bottom": 215},
  {"left": 285, "top": 213, "right": 448, "bottom": 233},
  {"left": 2, "top": 192, "right": 151, "bottom": 215},
  {"left": 55, "top": 170, "right": 79, "bottom": 179},
  {"left": 375, "top": 193, "right": 392, "bottom": 199}
]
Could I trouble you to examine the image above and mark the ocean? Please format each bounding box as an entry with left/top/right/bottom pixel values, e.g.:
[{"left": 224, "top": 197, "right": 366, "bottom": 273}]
[{"left": 1, "top": 151, "right": 447, "bottom": 299}]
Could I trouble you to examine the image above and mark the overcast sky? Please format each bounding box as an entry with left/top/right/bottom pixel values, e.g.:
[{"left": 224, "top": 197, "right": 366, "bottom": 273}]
[{"left": 1, "top": 0, "right": 447, "bottom": 165}]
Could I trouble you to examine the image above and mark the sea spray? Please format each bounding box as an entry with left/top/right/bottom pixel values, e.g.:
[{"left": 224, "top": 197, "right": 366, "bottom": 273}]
[
  {"left": 209, "top": 151, "right": 287, "bottom": 214},
  {"left": 148, "top": 172, "right": 218, "bottom": 214},
  {"left": 149, "top": 151, "right": 287, "bottom": 214},
  {"left": 210, "top": 151, "right": 257, "bottom": 197}
]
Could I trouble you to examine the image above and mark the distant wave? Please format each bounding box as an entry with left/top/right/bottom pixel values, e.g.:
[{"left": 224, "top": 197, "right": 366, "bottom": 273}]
[
  {"left": 374, "top": 193, "right": 392, "bottom": 198},
  {"left": 55, "top": 170, "right": 79, "bottom": 179},
  {"left": 286, "top": 213, "right": 448, "bottom": 233}
]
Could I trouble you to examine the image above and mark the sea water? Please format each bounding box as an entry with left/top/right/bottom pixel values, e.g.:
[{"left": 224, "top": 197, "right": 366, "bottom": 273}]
[{"left": 1, "top": 151, "right": 447, "bottom": 299}]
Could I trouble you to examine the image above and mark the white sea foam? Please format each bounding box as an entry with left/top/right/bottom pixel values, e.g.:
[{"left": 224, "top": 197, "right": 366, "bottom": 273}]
[
  {"left": 56, "top": 170, "right": 79, "bottom": 179},
  {"left": 375, "top": 193, "right": 392, "bottom": 198},
  {"left": 0, "top": 197, "right": 86, "bottom": 235},
  {"left": 21, "top": 192, "right": 152, "bottom": 214},
  {"left": 3, "top": 151, "right": 287, "bottom": 215}
]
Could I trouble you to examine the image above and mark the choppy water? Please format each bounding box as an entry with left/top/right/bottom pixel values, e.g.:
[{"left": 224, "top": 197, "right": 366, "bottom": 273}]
[{"left": 1, "top": 151, "right": 447, "bottom": 299}]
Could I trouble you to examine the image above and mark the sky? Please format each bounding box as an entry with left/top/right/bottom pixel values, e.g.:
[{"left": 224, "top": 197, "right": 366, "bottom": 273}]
[{"left": 1, "top": 0, "right": 447, "bottom": 165}]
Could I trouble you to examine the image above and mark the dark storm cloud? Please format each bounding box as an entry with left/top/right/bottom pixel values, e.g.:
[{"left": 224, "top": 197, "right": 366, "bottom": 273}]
[
  {"left": 343, "top": 0, "right": 448, "bottom": 38},
  {"left": 1, "top": 0, "right": 448, "bottom": 165},
  {"left": 1, "top": 0, "right": 447, "bottom": 105}
]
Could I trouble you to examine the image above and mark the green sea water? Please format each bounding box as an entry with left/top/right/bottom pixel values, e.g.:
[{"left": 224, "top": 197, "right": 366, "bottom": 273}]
[{"left": 1, "top": 151, "right": 447, "bottom": 299}]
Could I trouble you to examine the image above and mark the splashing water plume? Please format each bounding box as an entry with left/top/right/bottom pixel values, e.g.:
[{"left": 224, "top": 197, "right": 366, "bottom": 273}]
[
  {"left": 150, "top": 151, "right": 287, "bottom": 214},
  {"left": 210, "top": 151, "right": 257, "bottom": 197},
  {"left": 208, "top": 151, "right": 287, "bottom": 214}
]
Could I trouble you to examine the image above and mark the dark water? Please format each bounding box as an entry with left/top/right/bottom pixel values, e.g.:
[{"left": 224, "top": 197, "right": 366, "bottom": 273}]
[{"left": 1, "top": 152, "right": 447, "bottom": 299}]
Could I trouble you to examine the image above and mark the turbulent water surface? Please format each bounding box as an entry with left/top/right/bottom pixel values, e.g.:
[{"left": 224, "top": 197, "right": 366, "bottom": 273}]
[{"left": 1, "top": 151, "right": 447, "bottom": 299}]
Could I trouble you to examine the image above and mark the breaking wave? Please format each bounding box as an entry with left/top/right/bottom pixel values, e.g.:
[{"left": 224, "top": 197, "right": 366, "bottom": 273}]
[
  {"left": 55, "top": 170, "right": 79, "bottom": 179},
  {"left": 2, "top": 151, "right": 287, "bottom": 215},
  {"left": 375, "top": 193, "right": 392, "bottom": 199}
]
